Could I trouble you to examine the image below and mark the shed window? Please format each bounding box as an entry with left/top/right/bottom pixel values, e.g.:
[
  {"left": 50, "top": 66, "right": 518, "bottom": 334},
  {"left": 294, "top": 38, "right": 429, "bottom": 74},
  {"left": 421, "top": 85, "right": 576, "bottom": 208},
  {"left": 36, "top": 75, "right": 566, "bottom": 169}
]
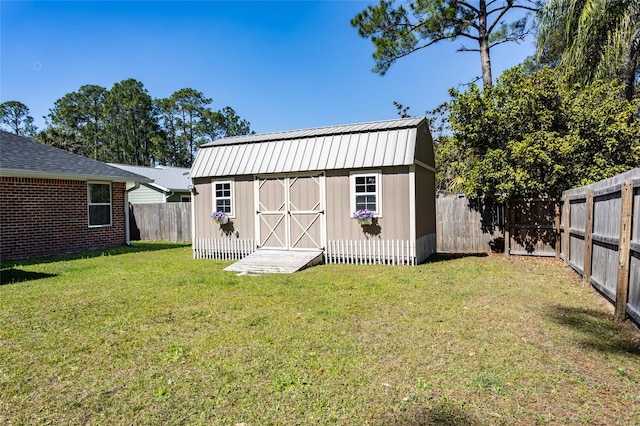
[
  {"left": 88, "top": 182, "right": 112, "bottom": 227},
  {"left": 350, "top": 171, "right": 382, "bottom": 217},
  {"left": 213, "top": 180, "right": 234, "bottom": 217}
]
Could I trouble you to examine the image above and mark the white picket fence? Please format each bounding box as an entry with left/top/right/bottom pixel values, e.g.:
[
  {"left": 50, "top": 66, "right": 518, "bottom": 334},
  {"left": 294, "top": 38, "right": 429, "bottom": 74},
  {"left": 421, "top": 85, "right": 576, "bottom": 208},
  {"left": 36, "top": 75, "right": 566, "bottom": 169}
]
[
  {"left": 193, "top": 238, "right": 417, "bottom": 266},
  {"left": 325, "top": 239, "right": 416, "bottom": 266},
  {"left": 192, "top": 238, "right": 257, "bottom": 260}
]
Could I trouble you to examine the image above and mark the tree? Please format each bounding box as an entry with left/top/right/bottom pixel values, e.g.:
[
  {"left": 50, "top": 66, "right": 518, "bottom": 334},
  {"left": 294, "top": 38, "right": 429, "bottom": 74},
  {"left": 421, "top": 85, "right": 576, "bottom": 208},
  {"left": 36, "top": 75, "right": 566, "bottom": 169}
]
[
  {"left": 444, "top": 66, "right": 639, "bottom": 199},
  {"left": 37, "top": 80, "right": 252, "bottom": 166},
  {"left": 351, "top": 0, "right": 538, "bottom": 87},
  {"left": 171, "top": 88, "right": 212, "bottom": 167},
  {"left": 156, "top": 88, "right": 225, "bottom": 167},
  {"left": 155, "top": 97, "right": 187, "bottom": 167},
  {"left": 210, "top": 106, "right": 254, "bottom": 138},
  {"left": 46, "top": 85, "right": 107, "bottom": 159},
  {"left": 35, "top": 127, "right": 79, "bottom": 152},
  {"left": 393, "top": 101, "right": 411, "bottom": 117},
  {"left": 0, "top": 101, "right": 37, "bottom": 136},
  {"left": 535, "top": 0, "right": 640, "bottom": 99},
  {"left": 203, "top": 106, "right": 253, "bottom": 139},
  {"left": 103, "top": 79, "right": 161, "bottom": 165}
]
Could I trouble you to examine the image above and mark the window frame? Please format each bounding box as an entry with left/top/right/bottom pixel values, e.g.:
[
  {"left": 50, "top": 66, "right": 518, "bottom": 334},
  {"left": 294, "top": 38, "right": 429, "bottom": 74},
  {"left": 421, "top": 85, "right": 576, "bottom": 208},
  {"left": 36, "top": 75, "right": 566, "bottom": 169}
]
[
  {"left": 349, "top": 170, "right": 382, "bottom": 218},
  {"left": 87, "top": 181, "right": 113, "bottom": 228},
  {"left": 212, "top": 179, "right": 235, "bottom": 218}
]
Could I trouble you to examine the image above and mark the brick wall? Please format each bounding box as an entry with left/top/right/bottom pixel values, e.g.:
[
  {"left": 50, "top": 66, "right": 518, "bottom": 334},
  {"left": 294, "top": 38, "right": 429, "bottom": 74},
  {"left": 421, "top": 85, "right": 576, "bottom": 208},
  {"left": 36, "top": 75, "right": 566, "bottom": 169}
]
[{"left": 0, "top": 177, "right": 127, "bottom": 261}]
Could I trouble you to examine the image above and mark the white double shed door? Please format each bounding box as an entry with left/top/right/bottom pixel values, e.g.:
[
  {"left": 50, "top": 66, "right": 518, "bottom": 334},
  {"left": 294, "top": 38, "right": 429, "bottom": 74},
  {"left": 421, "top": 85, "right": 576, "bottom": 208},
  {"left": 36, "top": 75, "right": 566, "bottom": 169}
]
[{"left": 255, "top": 173, "right": 326, "bottom": 251}]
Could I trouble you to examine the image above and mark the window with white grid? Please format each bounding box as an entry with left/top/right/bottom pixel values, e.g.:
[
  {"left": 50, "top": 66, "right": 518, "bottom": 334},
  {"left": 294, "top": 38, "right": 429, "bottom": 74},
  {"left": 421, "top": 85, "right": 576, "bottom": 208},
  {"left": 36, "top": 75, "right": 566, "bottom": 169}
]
[
  {"left": 350, "top": 171, "right": 382, "bottom": 217},
  {"left": 212, "top": 180, "right": 234, "bottom": 217}
]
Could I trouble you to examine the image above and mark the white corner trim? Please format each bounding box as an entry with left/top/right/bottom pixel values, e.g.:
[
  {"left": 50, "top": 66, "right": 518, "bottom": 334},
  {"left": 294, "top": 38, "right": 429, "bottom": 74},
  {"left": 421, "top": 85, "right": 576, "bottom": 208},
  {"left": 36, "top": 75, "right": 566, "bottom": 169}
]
[
  {"left": 415, "top": 160, "right": 436, "bottom": 173},
  {"left": 409, "top": 165, "right": 416, "bottom": 240}
]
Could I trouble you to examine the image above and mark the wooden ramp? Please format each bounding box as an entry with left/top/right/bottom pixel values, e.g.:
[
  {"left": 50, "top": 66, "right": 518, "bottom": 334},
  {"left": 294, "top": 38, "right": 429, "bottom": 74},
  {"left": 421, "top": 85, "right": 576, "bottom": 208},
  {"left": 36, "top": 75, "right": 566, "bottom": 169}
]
[{"left": 224, "top": 249, "right": 324, "bottom": 274}]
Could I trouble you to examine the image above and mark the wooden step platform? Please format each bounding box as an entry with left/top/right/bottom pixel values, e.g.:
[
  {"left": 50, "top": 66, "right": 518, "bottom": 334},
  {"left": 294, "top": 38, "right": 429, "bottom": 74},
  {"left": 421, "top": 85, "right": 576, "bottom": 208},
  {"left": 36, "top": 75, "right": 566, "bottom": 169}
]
[{"left": 224, "top": 249, "right": 324, "bottom": 274}]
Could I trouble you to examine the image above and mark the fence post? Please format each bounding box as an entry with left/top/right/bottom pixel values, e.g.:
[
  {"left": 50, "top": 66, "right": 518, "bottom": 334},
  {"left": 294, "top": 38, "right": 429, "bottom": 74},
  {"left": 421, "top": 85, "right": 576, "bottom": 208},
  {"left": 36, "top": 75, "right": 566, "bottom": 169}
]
[
  {"left": 583, "top": 190, "right": 594, "bottom": 287},
  {"left": 504, "top": 199, "right": 510, "bottom": 257},
  {"left": 555, "top": 201, "right": 561, "bottom": 259},
  {"left": 562, "top": 195, "right": 571, "bottom": 266},
  {"left": 615, "top": 180, "right": 633, "bottom": 322}
]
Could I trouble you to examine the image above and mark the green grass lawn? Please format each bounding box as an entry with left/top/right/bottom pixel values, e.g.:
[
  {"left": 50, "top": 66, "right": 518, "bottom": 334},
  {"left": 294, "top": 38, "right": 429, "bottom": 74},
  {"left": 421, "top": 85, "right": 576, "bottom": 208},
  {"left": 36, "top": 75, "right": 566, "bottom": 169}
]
[{"left": 1, "top": 243, "right": 639, "bottom": 425}]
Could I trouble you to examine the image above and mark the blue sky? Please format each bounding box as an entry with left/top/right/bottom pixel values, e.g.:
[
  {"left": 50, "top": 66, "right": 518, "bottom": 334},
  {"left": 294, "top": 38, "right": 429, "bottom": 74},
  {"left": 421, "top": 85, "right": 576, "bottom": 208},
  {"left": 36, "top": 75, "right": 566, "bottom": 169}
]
[{"left": 1, "top": 1, "right": 536, "bottom": 134}]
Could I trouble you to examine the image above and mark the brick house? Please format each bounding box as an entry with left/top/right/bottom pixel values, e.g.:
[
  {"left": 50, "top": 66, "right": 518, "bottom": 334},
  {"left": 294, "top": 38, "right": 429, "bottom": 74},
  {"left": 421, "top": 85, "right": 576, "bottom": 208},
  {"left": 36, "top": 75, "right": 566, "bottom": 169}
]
[{"left": 0, "top": 130, "right": 152, "bottom": 261}]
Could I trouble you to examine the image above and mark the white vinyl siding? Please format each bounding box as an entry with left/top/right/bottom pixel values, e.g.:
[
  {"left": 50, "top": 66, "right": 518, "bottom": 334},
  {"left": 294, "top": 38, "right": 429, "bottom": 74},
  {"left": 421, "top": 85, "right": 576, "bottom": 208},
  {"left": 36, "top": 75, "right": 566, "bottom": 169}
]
[
  {"left": 213, "top": 179, "right": 235, "bottom": 217},
  {"left": 350, "top": 170, "right": 382, "bottom": 217},
  {"left": 88, "top": 182, "right": 112, "bottom": 227},
  {"left": 127, "top": 184, "right": 165, "bottom": 204}
]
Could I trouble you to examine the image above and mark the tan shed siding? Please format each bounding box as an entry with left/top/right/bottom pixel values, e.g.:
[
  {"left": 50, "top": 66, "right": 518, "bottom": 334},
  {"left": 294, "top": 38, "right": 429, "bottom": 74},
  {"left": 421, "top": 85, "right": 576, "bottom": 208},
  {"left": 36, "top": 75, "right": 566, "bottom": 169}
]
[
  {"left": 414, "top": 121, "right": 436, "bottom": 168},
  {"left": 233, "top": 177, "right": 255, "bottom": 239},
  {"left": 381, "top": 167, "right": 411, "bottom": 240},
  {"left": 193, "top": 178, "right": 213, "bottom": 239},
  {"left": 325, "top": 167, "right": 410, "bottom": 241},
  {"left": 415, "top": 166, "right": 437, "bottom": 237},
  {"left": 192, "top": 176, "right": 255, "bottom": 241}
]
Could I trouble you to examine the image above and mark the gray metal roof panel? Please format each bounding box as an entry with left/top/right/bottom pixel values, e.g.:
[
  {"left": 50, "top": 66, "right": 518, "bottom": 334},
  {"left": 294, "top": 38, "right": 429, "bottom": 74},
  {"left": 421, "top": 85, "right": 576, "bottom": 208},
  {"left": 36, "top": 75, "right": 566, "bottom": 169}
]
[
  {"left": 0, "top": 130, "right": 152, "bottom": 183},
  {"left": 191, "top": 117, "right": 428, "bottom": 178},
  {"left": 200, "top": 117, "right": 426, "bottom": 147},
  {"left": 108, "top": 164, "right": 191, "bottom": 191}
]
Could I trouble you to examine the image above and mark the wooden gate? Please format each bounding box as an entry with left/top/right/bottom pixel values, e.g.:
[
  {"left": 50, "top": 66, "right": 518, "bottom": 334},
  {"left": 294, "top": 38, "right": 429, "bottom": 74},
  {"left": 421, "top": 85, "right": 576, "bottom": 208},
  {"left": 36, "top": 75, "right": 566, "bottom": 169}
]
[
  {"left": 256, "top": 174, "right": 324, "bottom": 250},
  {"left": 506, "top": 198, "right": 558, "bottom": 256}
]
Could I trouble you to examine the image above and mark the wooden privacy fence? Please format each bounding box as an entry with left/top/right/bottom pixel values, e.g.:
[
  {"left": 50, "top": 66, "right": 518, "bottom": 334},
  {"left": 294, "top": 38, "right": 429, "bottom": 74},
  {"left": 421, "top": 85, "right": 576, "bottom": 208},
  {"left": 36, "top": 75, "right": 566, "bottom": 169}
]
[
  {"left": 130, "top": 196, "right": 536, "bottom": 256},
  {"left": 559, "top": 168, "right": 640, "bottom": 324},
  {"left": 436, "top": 196, "right": 504, "bottom": 253},
  {"left": 129, "top": 202, "right": 191, "bottom": 243}
]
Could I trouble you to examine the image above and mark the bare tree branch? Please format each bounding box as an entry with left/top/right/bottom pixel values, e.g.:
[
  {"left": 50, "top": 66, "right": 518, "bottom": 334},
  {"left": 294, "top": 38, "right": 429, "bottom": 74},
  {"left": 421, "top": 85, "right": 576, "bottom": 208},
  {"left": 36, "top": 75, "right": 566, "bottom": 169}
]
[{"left": 456, "top": 0, "right": 480, "bottom": 14}]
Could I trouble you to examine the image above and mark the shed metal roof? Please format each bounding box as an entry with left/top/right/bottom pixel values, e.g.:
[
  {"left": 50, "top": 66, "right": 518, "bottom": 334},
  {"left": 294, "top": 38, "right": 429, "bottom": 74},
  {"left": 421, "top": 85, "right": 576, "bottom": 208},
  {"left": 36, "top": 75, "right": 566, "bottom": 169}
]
[
  {"left": 0, "top": 130, "right": 152, "bottom": 183},
  {"left": 191, "top": 117, "right": 427, "bottom": 178}
]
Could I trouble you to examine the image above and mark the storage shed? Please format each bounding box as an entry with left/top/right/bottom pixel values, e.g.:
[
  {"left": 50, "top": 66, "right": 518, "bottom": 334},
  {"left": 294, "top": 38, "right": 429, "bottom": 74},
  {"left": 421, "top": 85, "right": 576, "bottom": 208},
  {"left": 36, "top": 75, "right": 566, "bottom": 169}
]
[{"left": 190, "top": 117, "right": 437, "bottom": 265}]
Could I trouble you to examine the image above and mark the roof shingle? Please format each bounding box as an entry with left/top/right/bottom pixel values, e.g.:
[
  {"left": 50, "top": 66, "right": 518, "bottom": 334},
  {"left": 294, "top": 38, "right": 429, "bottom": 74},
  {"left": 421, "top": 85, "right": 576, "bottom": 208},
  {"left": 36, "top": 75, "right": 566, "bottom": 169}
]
[{"left": 0, "top": 130, "right": 152, "bottom": 183}]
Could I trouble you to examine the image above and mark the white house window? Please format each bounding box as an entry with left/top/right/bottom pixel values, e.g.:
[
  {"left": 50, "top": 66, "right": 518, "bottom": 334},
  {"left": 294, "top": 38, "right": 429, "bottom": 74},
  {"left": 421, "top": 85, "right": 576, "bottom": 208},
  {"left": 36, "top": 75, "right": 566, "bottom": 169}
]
[
  {"left": 350, "top": 171, "right": 382, "bottom": 216},
  {"left": 213, "top": 180, "right": 234, "bottom": 217},
  {"left": 88, "top": 182, "right": 112, "bottom": 227}
]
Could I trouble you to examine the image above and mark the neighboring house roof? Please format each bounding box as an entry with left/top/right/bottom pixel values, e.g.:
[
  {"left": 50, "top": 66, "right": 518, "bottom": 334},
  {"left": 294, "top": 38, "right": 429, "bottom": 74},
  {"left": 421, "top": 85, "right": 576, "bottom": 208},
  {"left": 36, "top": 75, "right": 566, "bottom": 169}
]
[
  {"left": 108, "top": 164, "right": 191, "bottom": 193},
  {"left": 0, "top": 130, "right": 152, "bottom": 183},
  {"left": 191, "top": 117, "right": 428, "bottom": 178}
]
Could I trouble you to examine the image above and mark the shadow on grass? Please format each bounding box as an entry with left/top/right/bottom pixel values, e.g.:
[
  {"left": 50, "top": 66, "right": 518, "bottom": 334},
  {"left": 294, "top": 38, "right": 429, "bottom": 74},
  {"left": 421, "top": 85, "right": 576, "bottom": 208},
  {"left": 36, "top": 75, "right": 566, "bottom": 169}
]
[
  {"left": 0, "top": 242, "right": 190, "bottom": 270},
  {"left": 546, "top": 305, "right": 640, "bottom": 355},
  {"left": 0, "top": 269, "right": 57, "bottom": 285},
  {"left": 425, "top": 253, "right": 488, "bottom": 263},
  {"left": 376, "top": 398, "right": 483, "bottom": 425}
]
